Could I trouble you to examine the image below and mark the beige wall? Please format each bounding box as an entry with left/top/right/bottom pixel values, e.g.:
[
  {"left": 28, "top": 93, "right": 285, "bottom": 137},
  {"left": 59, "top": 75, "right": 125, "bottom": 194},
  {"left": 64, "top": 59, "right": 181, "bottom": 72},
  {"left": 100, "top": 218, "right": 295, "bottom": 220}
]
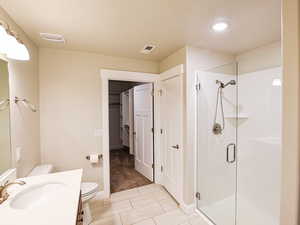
[
  {"left": 281, "top": 0, "right": 300, "bottom": 224},
  {"left": 159, "top": 47, "right": 187, "bottom": 73},
  {"left": 39, "top": 48, "right": 158, "bottom": 188},
  {"left": 236, "top": 41, "right": 282, "bottom": 74},
  {"left": 0, "top": 7, "right": 40, "bottom": 178}
]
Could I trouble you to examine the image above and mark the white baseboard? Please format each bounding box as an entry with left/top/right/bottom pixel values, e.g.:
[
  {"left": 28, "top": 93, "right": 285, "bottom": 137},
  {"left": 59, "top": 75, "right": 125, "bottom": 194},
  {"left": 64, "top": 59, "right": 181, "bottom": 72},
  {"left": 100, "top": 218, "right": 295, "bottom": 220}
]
[{"left": 180, "top": 202, "right": 196, "bottom": 215}]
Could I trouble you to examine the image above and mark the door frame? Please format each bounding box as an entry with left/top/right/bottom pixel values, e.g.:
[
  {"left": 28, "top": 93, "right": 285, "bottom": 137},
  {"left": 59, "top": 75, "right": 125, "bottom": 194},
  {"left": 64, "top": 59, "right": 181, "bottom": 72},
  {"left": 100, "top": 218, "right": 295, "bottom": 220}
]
[{"left": 100, "top": 69, "right": 160, "bottom": 198}]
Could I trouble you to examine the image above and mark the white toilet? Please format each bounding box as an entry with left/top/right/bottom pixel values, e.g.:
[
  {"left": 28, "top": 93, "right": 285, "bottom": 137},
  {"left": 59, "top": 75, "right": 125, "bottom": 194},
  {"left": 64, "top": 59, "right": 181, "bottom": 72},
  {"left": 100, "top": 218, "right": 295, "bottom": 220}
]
[
  {"left": 80, "top": 182, "right": 99, "bottom": 225},
  {"left": 28, "top": 164, "right": 99, "bottom": 225}
]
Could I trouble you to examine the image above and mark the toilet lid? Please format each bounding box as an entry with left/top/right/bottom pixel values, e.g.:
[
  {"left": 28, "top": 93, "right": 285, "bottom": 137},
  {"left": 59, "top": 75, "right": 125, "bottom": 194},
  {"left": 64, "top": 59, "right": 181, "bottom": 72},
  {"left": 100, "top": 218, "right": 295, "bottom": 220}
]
[{"left": 81, "top": 182, "right": 98, "bottom": 196}]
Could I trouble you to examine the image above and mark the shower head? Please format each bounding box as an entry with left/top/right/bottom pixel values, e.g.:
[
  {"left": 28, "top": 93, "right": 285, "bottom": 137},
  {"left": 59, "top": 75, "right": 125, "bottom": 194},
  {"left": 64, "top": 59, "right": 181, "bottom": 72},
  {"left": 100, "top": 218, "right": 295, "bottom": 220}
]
[
  {"left": 223, "top": 80, "right": 236, "bottom": 87},
  {"left": 216, "top": 80, "right": 236, "bottom": 88}
]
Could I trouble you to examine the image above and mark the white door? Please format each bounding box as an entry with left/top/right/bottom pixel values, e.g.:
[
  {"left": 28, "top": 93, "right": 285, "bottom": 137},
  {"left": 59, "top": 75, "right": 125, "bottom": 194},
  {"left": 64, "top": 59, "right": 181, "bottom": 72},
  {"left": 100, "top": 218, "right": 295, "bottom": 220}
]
[
  {"left": 134, "top": 84, "right": 154, "bottom": 181},
  {"left": 128, "top": 89, "right": 134, "bottom": 155},
  {"left": 121, "top": 91, "right": 130, "bottom": 147},
  {"left": 161, "top": 75, "right": 182, "bottom": 201}
]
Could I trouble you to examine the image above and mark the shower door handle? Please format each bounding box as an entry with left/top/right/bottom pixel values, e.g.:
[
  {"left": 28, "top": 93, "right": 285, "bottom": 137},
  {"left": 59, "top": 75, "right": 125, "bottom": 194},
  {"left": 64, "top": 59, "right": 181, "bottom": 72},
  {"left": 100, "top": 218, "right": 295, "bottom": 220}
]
[{"left": 226, "top": 143, "right": 236, "bottom": 163}]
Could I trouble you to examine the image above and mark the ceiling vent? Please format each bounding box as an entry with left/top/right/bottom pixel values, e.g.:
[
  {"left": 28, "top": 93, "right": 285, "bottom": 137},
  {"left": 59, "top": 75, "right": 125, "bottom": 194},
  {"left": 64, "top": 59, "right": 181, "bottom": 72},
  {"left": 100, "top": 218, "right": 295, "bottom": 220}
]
[
  {"left": 140, "top": 45, "right": 156, "bottom": 54},
  {"left": 40, "top": 33, "right": 65, "bottom": 43}
]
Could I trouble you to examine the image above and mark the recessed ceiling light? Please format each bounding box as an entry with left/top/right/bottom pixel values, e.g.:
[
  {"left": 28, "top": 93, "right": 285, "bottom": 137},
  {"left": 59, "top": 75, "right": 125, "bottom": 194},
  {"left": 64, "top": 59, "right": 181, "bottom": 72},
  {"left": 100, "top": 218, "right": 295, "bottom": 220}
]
[
  {"left": 40, "top": 33, "right": 65, "bottom": 43},
  {"left": 212, "top": 22, "right": 228, "bottom": 32}
]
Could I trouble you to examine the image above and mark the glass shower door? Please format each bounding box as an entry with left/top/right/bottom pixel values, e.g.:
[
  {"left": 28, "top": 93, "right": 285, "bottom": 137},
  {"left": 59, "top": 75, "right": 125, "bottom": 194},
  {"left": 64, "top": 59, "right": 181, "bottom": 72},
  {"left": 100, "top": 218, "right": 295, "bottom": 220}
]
[{"left": 196, "top": 63, "right": 238, "bottom": 225}]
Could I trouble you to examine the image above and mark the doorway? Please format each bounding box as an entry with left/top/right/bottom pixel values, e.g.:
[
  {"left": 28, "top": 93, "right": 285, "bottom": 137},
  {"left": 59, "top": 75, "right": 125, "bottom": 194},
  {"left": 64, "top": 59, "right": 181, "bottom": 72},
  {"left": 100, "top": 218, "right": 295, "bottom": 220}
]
[
  {"left": 108, "top": 80, "right": 154, "bottom": 193},
  {"left": 100, "top": 69, "right": 159, "bottom": 198},
  {"left": 100, "top": 67, "right": 184, "bottom": 202}
]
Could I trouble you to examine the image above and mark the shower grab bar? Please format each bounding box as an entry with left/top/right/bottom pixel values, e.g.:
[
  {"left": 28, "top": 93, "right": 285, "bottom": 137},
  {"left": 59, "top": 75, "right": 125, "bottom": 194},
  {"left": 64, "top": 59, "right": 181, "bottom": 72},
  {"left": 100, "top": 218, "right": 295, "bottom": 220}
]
[{"left": 226, "top": 143, "right": 236, "bottom": 163}]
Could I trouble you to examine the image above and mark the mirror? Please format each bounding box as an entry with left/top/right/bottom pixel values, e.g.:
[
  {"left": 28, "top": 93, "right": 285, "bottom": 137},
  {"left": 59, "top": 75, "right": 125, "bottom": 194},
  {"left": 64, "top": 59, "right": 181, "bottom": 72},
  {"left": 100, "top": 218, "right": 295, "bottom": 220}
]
[{"left": 0, "top": 58, "right": 11, "bottom": 174}]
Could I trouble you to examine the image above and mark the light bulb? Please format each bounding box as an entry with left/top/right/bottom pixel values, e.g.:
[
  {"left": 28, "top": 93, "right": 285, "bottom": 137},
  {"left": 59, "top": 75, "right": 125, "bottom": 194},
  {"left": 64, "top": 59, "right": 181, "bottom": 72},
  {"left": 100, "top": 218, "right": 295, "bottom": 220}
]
[
  {"left": 6, "top": 35, "right": 30, "bottom": 61},
  {"left": 212, "top": 22, "right": 228, "bottom": 32},
  {"left": 0, "top": 25, "right": 9, "bottom": 54}
]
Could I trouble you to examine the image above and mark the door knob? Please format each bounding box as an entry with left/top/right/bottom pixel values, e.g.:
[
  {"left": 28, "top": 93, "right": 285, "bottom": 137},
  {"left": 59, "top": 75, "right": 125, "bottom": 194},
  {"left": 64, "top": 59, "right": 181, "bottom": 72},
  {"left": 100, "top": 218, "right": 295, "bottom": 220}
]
[{"left": 171, "top": 144, "right": 179, "bottom": 149}]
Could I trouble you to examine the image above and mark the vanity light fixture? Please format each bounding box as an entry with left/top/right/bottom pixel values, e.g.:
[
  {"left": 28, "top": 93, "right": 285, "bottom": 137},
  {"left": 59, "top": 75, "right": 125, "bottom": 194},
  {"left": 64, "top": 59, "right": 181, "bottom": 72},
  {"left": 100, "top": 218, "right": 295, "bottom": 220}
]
[
  {"left": 6, "top": 33, "right": 30, "bottom": 61},
  {"left": 0, "top": 25, "right": 8, "bottom": 53},
  {"left": 212, "top": 22, "right": 229, "bottom": 32},
  {"left": 0, "top": 22, "right": 30, "bottom": 61}
]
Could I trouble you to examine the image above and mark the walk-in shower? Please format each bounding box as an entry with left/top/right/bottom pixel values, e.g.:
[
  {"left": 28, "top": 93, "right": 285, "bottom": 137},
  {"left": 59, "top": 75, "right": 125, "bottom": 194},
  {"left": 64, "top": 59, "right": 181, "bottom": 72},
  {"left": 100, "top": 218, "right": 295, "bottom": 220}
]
[{"left": 196, "top": 62, "right": 282, "bottom": 225}]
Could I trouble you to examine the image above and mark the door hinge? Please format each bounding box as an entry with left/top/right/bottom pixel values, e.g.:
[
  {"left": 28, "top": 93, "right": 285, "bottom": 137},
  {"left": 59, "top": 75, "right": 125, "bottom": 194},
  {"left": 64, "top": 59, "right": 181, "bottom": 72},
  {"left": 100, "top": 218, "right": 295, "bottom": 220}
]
[
  {"left": 152, "top": 164, "right": 154, "bottom": 169},
  {"left": 158, "top": 89, "right": 163, "bottom": 96},
  {"left": 161, "top": 165, "right": 163, "bottom": 172},
  {"left": 151, "top": 128, "right": 154, "bottom": 133},
  {"left": 195, "top": 83, "right": 201, "bottom": 91},
  {"left": 151, "top": 90, "right": 154, "bottom": 96},
  {"left": 195, "top": 192, "right": 201, "bottom": 200},
  {"left": 160, "top": 129, "right": 163, "bottom": 134}
]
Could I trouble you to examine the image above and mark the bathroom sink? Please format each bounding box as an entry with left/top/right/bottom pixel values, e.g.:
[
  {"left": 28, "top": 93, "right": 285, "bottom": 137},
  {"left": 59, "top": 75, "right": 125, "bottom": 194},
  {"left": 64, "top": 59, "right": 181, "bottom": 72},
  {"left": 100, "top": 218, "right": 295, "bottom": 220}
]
[{"left": 10, "top": 182, "right": 67, "bottom": 210}]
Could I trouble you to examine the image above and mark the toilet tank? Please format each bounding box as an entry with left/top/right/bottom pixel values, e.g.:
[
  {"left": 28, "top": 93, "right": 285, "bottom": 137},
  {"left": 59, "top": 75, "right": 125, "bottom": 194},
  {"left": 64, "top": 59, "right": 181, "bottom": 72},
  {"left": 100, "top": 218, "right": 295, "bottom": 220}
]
[{"left": 28, "top": 164, "right": 54, "bottom": 176}]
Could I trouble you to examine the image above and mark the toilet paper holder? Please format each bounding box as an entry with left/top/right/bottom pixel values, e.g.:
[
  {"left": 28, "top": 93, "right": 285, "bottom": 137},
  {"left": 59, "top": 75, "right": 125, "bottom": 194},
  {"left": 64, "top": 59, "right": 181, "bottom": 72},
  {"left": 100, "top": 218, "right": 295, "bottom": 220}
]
[{"left": 86, "top": 154, "right": 103, "bottom": 160}]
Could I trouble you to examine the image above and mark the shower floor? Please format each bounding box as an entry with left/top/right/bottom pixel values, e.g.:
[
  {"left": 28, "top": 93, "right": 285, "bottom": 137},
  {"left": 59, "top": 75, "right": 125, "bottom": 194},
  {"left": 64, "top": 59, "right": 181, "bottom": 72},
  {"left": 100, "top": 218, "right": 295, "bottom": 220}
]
[{"left": 199, "top": 195, "right": 278, "bottom": 225}]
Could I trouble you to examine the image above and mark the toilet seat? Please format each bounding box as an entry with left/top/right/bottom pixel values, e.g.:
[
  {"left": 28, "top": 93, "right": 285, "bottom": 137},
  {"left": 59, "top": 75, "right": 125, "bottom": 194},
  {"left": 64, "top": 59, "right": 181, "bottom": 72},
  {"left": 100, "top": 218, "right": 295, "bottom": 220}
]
[
  {"left": 81, "top": 182, "right": 98, "bottom": 197},
  {"left": 81, "top": 182, "right": 98, "bottom": 225}
]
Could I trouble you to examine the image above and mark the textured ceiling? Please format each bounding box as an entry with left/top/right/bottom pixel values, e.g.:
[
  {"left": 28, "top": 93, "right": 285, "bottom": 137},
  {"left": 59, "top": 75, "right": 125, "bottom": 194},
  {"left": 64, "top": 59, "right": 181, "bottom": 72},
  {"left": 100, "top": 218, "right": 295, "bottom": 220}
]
[{"left": 0, "top": 0, "right": 281, "bottom": 61}]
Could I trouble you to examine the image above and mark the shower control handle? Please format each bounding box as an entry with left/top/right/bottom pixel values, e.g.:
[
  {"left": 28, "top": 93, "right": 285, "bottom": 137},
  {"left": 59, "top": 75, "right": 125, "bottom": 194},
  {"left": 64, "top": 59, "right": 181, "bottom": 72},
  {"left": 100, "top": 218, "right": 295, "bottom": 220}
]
[{"left": 226, "top": 143, "right": 236, "bottom": 163}]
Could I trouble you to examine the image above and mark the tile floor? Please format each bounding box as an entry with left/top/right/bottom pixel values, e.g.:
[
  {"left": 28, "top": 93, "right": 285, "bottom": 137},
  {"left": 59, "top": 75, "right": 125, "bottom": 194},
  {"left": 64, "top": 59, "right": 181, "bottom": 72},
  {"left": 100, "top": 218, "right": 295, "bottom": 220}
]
[{"left": 90, "top": 184, "right": 209, "bottom": 225}]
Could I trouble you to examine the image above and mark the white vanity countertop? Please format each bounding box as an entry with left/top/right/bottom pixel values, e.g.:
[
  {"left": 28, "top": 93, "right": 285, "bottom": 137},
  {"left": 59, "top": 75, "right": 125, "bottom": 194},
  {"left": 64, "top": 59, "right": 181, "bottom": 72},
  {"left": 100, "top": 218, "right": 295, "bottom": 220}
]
[{"left": 0, "top": 169, "right": 83, "bottom": 225}]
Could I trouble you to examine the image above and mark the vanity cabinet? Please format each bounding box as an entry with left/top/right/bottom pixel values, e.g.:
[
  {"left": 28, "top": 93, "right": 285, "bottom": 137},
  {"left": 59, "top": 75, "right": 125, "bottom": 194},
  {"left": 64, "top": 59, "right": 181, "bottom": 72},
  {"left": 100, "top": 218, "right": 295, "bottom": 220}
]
[{"left": 76, "top": 191, "right": 83, "bottom": 225}]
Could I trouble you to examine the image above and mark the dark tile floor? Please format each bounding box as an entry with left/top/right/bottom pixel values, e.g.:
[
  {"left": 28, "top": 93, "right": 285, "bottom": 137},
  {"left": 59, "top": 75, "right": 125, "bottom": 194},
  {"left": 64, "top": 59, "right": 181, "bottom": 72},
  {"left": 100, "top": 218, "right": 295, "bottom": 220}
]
[{"left": 110, "top": 148, "right": 152, "bottom": 193}]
